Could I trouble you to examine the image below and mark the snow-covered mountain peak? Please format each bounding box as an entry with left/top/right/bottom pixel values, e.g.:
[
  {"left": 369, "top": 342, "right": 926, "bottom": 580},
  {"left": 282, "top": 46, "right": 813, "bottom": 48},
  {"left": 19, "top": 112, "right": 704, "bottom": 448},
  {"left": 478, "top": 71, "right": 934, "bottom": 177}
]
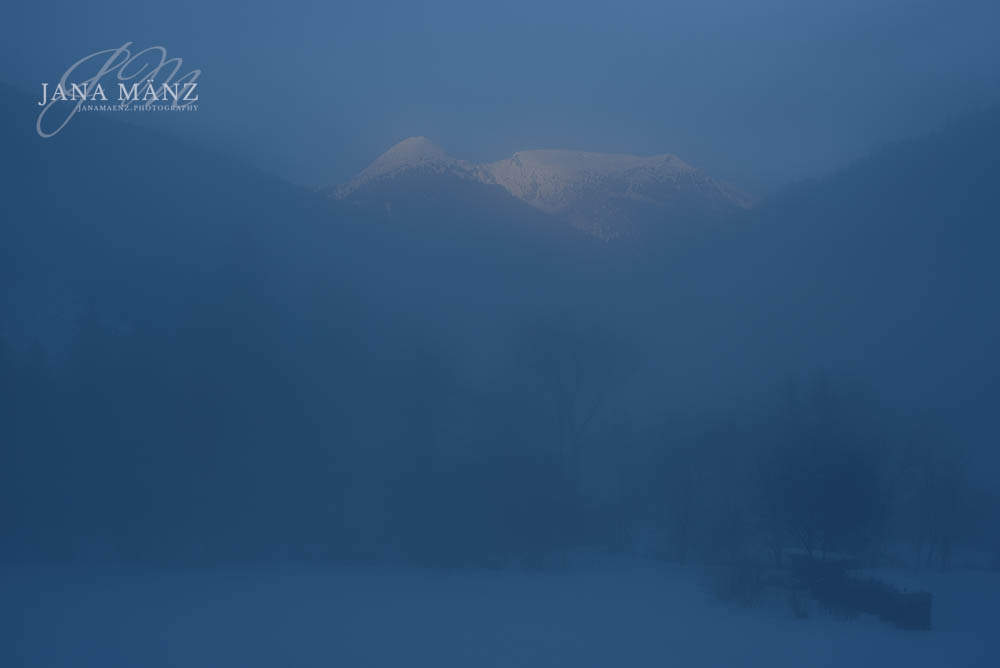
[
  {"left": 333, "top": 136, "right": 481, "bottom": 198},
  {"left": 370, "top": 136, "right": 449, "bottom": 171},
  {"left": 481, "top": 150, "right": 702, "bottom": 214},
  {"left": 332, "top": 140, "right": 752, "bottom": 238},
  {"left": 499, "top": 149, "right": 692, "bottom": 178}
]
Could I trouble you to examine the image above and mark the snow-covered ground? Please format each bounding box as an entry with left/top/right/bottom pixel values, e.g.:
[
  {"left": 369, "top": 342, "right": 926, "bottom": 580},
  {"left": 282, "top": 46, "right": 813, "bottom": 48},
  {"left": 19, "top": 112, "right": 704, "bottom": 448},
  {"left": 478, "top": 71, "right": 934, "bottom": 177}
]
[{"left": 2, "top": 563, "right": 997, "bottom": 667}]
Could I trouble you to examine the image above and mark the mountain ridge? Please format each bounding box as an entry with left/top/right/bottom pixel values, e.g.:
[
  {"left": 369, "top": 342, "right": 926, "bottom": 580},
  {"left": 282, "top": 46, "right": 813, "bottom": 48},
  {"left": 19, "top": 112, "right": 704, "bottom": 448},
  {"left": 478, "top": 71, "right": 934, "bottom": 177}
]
[{"left": 331, "top": 137, "right": 752, "bottom": 239}]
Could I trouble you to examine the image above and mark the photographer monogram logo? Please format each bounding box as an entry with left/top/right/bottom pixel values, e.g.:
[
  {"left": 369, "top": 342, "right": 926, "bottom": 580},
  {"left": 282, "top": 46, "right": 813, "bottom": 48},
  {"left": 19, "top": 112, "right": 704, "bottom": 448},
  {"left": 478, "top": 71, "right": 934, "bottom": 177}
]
[{"left": 36, "top": 42, "right": 200, "bottom": 138}]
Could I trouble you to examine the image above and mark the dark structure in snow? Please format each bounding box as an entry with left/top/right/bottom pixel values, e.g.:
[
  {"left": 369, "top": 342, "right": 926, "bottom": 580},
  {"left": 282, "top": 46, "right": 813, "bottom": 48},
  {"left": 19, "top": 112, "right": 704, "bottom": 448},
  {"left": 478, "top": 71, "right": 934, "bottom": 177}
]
[{"left": 789, "top": 556, "right": 932, "bottom": 630}]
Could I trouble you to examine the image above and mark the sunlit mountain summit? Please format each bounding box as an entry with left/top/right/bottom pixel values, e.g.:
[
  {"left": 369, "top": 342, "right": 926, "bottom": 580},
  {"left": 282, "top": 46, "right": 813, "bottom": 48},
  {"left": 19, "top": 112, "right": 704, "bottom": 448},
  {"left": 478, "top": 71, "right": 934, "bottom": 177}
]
[{"left": 332, "top": 137, "right": 752, "bottom": 239}]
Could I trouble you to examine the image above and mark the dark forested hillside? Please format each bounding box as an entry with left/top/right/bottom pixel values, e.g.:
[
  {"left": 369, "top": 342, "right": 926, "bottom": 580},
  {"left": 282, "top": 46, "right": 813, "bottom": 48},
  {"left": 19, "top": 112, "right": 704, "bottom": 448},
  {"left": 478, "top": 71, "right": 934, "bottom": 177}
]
[{"left": 2, "top": 83, "right": 998, "bottom": 569}]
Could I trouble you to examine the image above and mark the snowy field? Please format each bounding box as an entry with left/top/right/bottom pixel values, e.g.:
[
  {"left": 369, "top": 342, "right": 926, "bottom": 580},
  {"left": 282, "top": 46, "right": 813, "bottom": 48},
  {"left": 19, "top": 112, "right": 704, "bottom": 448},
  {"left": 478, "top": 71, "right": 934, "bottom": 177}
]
[{"left": 2, "top": 563, "right": 997, "bottom": 667}]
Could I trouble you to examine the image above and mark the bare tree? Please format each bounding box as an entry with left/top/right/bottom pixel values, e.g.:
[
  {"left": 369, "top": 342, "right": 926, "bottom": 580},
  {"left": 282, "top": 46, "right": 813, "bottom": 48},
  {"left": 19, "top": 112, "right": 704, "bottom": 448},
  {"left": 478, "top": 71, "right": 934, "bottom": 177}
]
[
  {"left": 519, "top": 316, "right": 636, "bottom": 489},
  {"left": 900, "top": 438, "right": 968, "bottom": 571},
  {"left": 755, "top": 380, "right": 884, "bottom": 565}
]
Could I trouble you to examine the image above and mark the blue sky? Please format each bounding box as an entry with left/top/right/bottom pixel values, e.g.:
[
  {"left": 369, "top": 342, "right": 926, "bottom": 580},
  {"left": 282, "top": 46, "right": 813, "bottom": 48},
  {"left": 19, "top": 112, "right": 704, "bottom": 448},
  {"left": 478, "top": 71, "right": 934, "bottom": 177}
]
[{"left": 3, "top": 0, "right": 998, "bottom": 192}]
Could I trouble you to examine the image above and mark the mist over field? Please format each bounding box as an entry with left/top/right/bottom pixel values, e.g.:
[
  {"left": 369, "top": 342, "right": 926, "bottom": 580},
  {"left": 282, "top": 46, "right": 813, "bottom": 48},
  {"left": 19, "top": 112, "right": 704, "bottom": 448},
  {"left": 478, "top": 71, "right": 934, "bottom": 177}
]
[{"left": 1, "top": 1, "right": 999, "bottom": 666}]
